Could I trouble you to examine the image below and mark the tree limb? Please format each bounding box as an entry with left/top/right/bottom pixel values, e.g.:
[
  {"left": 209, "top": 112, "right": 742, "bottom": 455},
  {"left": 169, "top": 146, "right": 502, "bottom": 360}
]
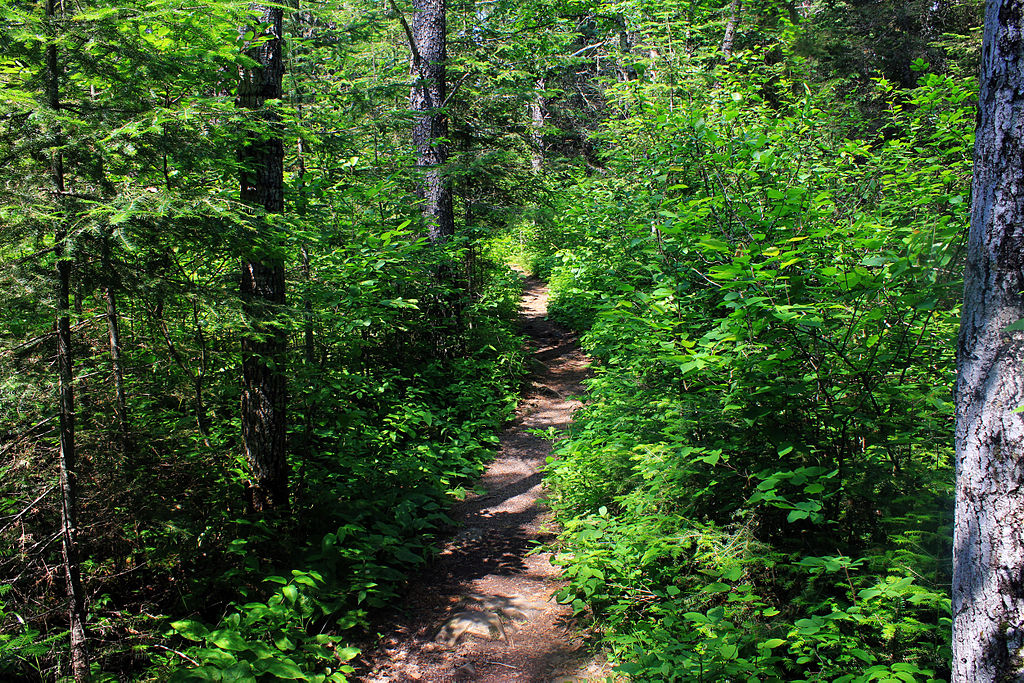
[
  {"left": 387, "top": 0, "right": 421, "bottom": 68},
  {"left": 0, "top": 485, "right": 58, "bottom": 537}
]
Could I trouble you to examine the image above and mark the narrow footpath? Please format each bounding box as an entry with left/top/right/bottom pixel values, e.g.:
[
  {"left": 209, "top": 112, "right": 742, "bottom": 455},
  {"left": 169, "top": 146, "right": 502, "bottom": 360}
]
[{"left": 359, "top": 276, "right": 612, "bottom": 682}]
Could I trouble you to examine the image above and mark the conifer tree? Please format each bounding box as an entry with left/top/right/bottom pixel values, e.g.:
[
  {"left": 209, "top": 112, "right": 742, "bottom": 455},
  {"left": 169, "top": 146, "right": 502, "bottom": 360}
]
[
  {"left": 410, "top": 0, "right": 454, "bottom": 243},
  {"left": 238, "top": 2, "right": 289, "bottom": 510}
]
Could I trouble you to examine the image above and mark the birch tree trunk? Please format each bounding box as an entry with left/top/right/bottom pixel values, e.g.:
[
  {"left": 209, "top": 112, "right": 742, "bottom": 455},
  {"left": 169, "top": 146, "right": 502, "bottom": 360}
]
[
  {"left": 238, "top": 2, "right": 288, "bottom": 511},
  {"left": 953, "top": 1, "right": 1024, "bottom": 679},
  {"left": 530, "top": 79, "right": 546, "bottom": 173},
  {"left": 720, "top": 0, "right": 741, "bottom": 58},
  {"left": 411, "top": 0, "right": 455, "bottom": 244}
]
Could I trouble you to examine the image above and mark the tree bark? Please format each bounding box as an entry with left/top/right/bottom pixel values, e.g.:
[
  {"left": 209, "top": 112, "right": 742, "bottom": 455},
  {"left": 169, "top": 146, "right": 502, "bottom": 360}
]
[
  {"left": 410, "top": 0, "right": 455, "bottom": 244},
  {"left": 954, "top": 1, "right": 1024, "bottom": 680},
  {"left": 152, "top": 300, "right": 210, "bottom": 437},
  {"left": 238, "top": 2, "right": 288, "bottom": 511},
  {"left": 530, "top": 79, "right": 545, "bottom": 173},
  {"left": 102, "top": 237, "right": 130, "bottom": 450},
  {"left": 720, "top": 0, "right": 742, "bottom": 58},
  {"left": 46, "top": 0, "right": 88, "bottom": 677}
]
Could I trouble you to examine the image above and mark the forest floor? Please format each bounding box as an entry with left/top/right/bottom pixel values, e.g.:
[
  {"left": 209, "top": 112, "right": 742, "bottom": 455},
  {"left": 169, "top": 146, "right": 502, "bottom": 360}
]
[{"left": 358, "top": 275, "right": 614, "bottom": 682}]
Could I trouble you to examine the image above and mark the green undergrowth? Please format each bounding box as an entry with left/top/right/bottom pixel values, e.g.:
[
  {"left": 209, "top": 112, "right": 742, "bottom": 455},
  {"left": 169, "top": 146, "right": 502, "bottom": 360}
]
[
  {"left": 530, "top": 59, "right": 966, "bottom": 682},
  {"left": 151, "top": 257, "right": 526, "bottom": 682},
  {"left": 0, "top": 234, "right": 527, "bottom": 681}
]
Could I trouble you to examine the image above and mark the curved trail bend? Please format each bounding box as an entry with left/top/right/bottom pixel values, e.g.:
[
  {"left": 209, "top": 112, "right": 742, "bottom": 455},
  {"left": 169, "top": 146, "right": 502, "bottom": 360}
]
[{"left": 360, "top": 276, "right": 612, "bottom": 682}]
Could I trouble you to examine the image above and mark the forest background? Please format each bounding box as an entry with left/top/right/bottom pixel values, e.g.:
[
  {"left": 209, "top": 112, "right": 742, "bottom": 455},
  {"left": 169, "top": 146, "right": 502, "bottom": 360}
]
[{"left": 0, "top": 0, "right": 980, "bottom": 679}]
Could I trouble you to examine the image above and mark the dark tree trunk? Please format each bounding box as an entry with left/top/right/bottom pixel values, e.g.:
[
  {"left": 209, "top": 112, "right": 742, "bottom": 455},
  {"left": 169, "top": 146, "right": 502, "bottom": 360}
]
[
  {"left": 46, "top": 0, "right": 88, "bottom": 677},
  {"left": 191, "top": 299, "right": 211, "bottom": 439},
  {"left": 56, "top": 222, "right": 88, "bottom": 683},
  {"left": 411, "top": 0, "right": 455, "bottom": 244},
  {"left": 238, "top": 2, "right": 288, "bottom": 511},
  {"left": 953, "top": 0, "right": 1024, "bottom": 679}
]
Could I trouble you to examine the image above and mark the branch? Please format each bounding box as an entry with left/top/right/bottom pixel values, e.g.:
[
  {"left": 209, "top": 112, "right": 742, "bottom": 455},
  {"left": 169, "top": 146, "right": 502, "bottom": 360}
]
[
  {"left": 568, "top": 41, "right": 606, "bottom": 58},
  {"left": 387, "top": 0, "right": 421, "bottom": 68},
  {"left": 8, "top": 245, "right": 58, "bottom": 266},
  {"left": 442, "top": 71, "right": 473, "bottom": 107},
  {"left": 0, "top": 417, "right": 57, "bottom": 460},
  {"left": 152, "top": 644, "right": 199, "bottom": 667},
  {"left": 0, "top": 485, "right": 58, "bottom": 537}
]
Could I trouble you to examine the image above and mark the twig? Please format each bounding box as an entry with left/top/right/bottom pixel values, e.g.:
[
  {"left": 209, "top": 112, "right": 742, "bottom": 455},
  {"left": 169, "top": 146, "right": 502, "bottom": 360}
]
[
  {"left": 152, "top": 644, "right": 199, "bottom": 667},
  {"left": 0, "top": 417, "right": 57, "bottom": 459},
  {"left": 0, "top": 485, "right": 58, "bottom": 537},
  {"left": 484, "top": 661, "right": 518, "bottom": 670},
  {"left": 442, "top": 71, "right": 473, "bottom": 107},
  {"left": 568, "top": 41, "right": 606, "bottom": 58}
]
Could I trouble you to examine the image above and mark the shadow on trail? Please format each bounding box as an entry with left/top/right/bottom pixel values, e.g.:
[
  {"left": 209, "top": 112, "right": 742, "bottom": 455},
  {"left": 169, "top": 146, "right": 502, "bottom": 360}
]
[{"left": 457, "top": 472, "right": 544, "bottom": 517}]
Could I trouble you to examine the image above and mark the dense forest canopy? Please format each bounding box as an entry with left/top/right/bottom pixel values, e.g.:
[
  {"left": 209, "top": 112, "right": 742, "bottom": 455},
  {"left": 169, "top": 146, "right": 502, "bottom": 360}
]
[{"left": 0, "top": 0, "right": 987, "bottom": 679}]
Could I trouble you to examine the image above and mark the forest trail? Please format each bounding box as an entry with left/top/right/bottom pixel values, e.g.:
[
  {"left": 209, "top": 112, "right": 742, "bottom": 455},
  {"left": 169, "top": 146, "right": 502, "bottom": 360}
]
[{"left": 359, "top": 275, "right": 612, "bottom": 682}]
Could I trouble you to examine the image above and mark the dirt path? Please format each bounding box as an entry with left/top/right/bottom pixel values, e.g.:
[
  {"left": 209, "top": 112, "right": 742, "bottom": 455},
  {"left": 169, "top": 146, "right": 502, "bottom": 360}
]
[{"left": 359, "top": 276, "right": 611, "bottom": 682}]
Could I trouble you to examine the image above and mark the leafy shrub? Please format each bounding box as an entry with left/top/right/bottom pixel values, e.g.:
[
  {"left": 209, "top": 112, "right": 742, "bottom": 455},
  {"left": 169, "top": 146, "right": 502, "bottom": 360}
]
[{"left": 541, "top": 54, "right": 968, "bottom": 682}]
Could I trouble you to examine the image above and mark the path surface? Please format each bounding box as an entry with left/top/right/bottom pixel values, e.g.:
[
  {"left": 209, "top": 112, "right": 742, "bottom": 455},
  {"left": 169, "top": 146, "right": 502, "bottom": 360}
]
[{"left": 359, "top": 276, "right": 612, "bottom": 682}]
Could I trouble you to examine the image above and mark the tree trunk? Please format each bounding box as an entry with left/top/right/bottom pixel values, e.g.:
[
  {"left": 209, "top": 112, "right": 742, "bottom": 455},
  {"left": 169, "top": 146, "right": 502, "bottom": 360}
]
[
  {"left": 102, "top": 237, "right": 130, "bottom": 450},
  {"left": 616, "top": 17, "right": 637, "bottom": 82},
  {"left": 411, "top": 0, "right": 455, "bottom": 244},
  {"left": 238, "top": 2, "right": 288, "bottom": 511},
  {"left": 56, "top": 216, "right": 88, "bottom": 683},
  {"left": 530, "top": 79, "right": 545, "bottom": 173},
  {"left": 720, "top": 0, "right": 742, "bottom": 58},
  {"left": 953, "top": 1, "right": 1024, "bottom": 680},
  {"left": 153, "top": 300, "right": 210, "bottom": 437},
  {"left": 191, "top": 299, "right": 211, "bottom": 439},
  {"left": 46, "top": 0, "right": 88, "bottom": 677}
]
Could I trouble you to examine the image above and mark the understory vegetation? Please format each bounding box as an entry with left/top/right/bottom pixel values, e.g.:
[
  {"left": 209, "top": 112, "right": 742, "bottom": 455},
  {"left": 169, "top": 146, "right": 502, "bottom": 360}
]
[
  {"left": 1, "top": 0, "right": 981, "bottom": 678},
  {"left": 525, "top": 30, "right": 973, "bottom": 683},
  {"left": 1, "top": 236, "right": 526, "bottom": 680}
]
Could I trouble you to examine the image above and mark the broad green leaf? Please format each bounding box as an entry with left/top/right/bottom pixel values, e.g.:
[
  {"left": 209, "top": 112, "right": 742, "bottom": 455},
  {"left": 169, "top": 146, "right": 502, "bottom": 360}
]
[
  {"left": 170, "top": 619, "right": 209, "bottom": 641},
  {"left": 208, "top": 629, "right": 248, "bottom": 652}
]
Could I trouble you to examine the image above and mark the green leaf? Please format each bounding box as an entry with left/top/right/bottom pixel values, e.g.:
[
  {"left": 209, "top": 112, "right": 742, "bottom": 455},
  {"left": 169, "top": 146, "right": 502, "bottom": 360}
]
[
  {"left": 337, "top": 646, "right": 360, "bottom": 661},
  {"left": 273, "top": 634, "right": 295, "bottom": 652},
  {"left": 208, "top": 629, "right": 249, "bottom": 652},
  {"left": 170, "top": 619, "right": 209, "bottom": 641},
  {"left": 257, "top": 658, "right": 306, "bottom": 679},
  {"left": 794, "top": 618, "right": 821, "bottom": 635},
  {"left": 849, "top": 648, "right": 874, "bottom": 662},
  {"left": 722, "top": 566, "right": 743, "bottom": 581}
]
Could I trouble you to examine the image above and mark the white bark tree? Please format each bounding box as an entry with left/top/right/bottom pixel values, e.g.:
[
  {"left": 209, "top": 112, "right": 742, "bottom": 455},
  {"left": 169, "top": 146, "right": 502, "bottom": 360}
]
[{"left": 953, "top": 1, "right": 1024, "bottom": 680}]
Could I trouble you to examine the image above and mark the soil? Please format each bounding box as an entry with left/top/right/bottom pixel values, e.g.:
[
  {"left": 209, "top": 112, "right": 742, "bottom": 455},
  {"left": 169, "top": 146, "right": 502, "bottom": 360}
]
[{"left": 357, "top": 276, "right": 615, "bottom": 682}]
